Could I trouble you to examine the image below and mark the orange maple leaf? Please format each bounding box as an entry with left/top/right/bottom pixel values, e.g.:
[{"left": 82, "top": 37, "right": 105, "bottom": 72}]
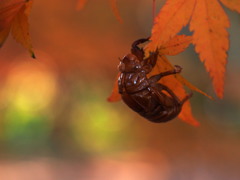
[
  {"left": 0, "top": 0, "right": 25, "bottom": 45},
  {"left": 156, "top": 35, "right": 212, "bottom": 99},
  {"left": 146, "top": 0, "right": 240, "bottom": 99},
  {"left": 149, "top": 35, "right": 211, "bottom": 126},
  {"left": 107, "top": 72, "right": 121, "bottom": 102},
  {"left": 158, "top": 34, "right": 192, "bottom": 56},
  {"left": 150, "top": 55, "right": 199, "bottom": 126},
  {"left": 220, "top": 0, "right": 240, "bottom": 13},
  {"left": 190, "top": 0, "right": 229, "bottom": 99},
  {"left": 0, "top": 0, "right": 34, "bottom": 58},
  {"left": 145, "top": 0, "right": 195, "bottom": 52},
  {"left": 108, "top": 35, "right": 210, "bottom": 126}
]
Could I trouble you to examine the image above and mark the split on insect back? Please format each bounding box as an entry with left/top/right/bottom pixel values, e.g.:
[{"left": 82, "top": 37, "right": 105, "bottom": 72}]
[{"left": 108, "top": 35, "right": 212, "bottom": 126}]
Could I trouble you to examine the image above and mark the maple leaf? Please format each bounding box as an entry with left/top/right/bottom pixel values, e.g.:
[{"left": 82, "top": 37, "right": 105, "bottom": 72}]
[
  {"left": 11, "top": 0, "right": 34, "bottom": 58},
  {"left": 158, "top": 34, "right": 193, "bottom": 56},
  {"left": 148, "top": 35, "right": 210, "bottom": 126},
  {"left": 155, "top": 35, "right": 212, "bottom": 100},
  {"left": 107, "top": 72, "right": 121, "bottom": 102},
  {"left": 190, "top": 0, "right": 229, "bottom": 99},
  {"left": 220, "top": 0, "right": 240, "bottom": 13},
  {"left": 146, "top": 0, "right": 238, "bottom": 99},
  {"left": 0, "top": 0, "right": 25, "bottom": 46},
  {"left": 0, "top": 0, "right": 34, "bottom": 58},
  {"left": 108, "top": 35, "right": 210, "bottom": 125},
  {"left": 145, "top": 0, "right": 195, "bottom": 52},
  {"left": 150, "top": 55, "right": 199, "bottom": 126}
]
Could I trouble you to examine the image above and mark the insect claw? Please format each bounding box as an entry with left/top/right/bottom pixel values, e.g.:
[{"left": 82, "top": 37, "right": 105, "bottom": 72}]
[
  {"left": 174, "top": 65, "right": 182, "bottom": 73},
  {"left": 180, "top": 91, "right": 193, "bottom": 105}
]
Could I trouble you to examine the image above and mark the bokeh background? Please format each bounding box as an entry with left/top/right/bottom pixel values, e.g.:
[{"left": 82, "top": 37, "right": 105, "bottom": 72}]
[{"left": 0, "top": 0, "right": 240, "bottom": 179}]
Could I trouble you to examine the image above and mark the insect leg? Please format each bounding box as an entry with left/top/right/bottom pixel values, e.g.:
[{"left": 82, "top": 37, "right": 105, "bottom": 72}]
[
  {"left": 131, "top": 38, "right": 149, "bottom": 60},
  {"left": 156, "top": 84, "right": 193, "bottom": 105},
  {"left": 142, "top": 50, "right": 159, "bottom": 69},
  {"left": 148, "top": 65, "right": 182, "bottom": 83},
  {"left": 180, "top": 92, "right": 193, "bottom": 105},
  {"left": 132, "top": 38, "right": 149, "bottom": 49},
  {"left": 155, "top": 84, "right": 181, "bottom": 104}
]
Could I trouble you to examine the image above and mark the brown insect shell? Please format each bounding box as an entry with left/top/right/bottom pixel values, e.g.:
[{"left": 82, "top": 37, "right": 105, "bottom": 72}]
[
  {"left": 118, "top": 53, "right": 151, "bottom": 97},
  {"left": 117, "top": 38, "right": 192, "bottom": 123},
  {"left": 118, "top": 54, "right": 142, "bottom": 73}
]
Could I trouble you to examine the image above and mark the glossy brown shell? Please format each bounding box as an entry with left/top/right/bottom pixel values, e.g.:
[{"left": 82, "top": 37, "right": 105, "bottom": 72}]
[{"left": 118, "top": 38, "right": 192, "bottom": 123}]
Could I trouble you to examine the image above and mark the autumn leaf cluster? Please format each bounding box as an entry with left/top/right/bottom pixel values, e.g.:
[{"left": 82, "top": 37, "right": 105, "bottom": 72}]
[
  {"left": 108, "top": 0, "right": 240, "bottom": 125},
  {"left": 108, "top": 35, "right": 209, "bottom": 126},
  {"left": 1, "top": 0, "right": 240, "bottom": 125},
  {"left": 147, "top": 0, "right": 240, "bottom": 99}
]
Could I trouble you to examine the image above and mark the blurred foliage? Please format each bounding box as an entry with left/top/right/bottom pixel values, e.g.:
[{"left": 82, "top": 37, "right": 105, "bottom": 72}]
[{"left": 0, "top": 0, "right": 239, "bottom": 180}]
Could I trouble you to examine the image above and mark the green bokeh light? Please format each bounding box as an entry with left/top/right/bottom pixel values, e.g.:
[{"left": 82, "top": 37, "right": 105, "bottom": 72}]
[
  {"left": 3, "top": 107, "right": 52, "bottom": 155},
  {"left": 71, "top": 100, "right": 131, "bottom": 155}
]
